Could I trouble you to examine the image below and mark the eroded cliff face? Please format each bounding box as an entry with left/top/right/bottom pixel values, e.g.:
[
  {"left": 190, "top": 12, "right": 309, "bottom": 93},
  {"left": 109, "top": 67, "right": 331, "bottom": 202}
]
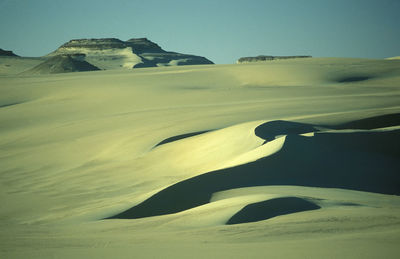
[
  {"left": 46, "top": 38, "right": 213, "bottom": 70},
  {"left": 237, "top": 55, "right": 311, "bottom": 63},
  {"left": 51, "top": 38, "right": 164, "bottom": 54}
]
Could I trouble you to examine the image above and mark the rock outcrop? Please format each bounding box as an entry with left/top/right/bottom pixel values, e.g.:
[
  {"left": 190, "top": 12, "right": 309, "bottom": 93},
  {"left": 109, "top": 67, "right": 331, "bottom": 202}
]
[
  {"left": 47, "top": 38, "right": 213, "bottom": 69},
  {"left": 0, "top": 48, "right": 19, "bottom": 57},
  {"left": 23, "top": 54, "right": 100, "bottom": 74},
  {"left": 237, "top": 55, "right": 311, "bottom": 63},
  {"left": 49, "top": 38, "right": 164, "bottom": 54}
]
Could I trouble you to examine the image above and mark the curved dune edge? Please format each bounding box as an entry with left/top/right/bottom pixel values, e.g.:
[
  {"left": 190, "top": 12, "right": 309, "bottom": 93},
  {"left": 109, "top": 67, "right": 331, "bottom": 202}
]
[
  {"left": 333, "top": 113, "right": 400, "bottom": 130},
  {"left": 152, "top": 130, "right": 212, "bottom": 148},
  {"left": 125, "top": 185, "right": 394, "bottom": 228},
  {"left": 106, "top": 113, "right": 400, "bottom": 220}
]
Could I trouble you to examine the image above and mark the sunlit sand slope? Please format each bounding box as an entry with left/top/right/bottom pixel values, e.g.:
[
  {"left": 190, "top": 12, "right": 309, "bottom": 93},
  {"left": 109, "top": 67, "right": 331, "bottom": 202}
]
[
  {"left": 1, "top": 58, "right": 400, "bottom": 258},
  {"left": 0, "top": 56, "right": 43, "bottom": 75}
]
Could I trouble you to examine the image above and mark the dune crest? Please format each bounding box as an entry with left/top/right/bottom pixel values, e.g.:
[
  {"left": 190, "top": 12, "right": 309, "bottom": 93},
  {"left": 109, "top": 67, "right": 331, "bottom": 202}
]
[{"left": 107, "top": 114, "right": 400, "bottom": 220}]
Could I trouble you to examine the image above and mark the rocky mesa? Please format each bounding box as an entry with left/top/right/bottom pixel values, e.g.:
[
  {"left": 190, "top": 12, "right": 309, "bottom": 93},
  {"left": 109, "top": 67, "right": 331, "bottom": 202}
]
[{"left": 46, "top": 37, "right": 214, "bottom": 70}]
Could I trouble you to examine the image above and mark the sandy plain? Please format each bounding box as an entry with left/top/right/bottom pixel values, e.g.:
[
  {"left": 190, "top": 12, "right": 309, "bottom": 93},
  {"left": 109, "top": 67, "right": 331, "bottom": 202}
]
[{"left": 1, "top": 57, "right": 400, "bottom": 258}]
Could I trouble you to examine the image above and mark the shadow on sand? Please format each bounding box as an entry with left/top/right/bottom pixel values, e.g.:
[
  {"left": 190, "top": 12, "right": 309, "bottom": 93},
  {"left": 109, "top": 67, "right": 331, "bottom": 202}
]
[
  {"left": 226, "top": 197, "right": 321, "bottom": 225},
  {"left": 333, "top": 113, "right": 400, "bottom": 130},
  {"left": 107, "top": 114, "right": 400, "bottom": 220},
  {"left": 255, "top": 120, "right": 318, "bottom": 142},
  {"left": 0, "top": 102, "right": 21, "bottom": 108},
  {"left": 336, "top": 76, "right": 372, "bottom": 83}
]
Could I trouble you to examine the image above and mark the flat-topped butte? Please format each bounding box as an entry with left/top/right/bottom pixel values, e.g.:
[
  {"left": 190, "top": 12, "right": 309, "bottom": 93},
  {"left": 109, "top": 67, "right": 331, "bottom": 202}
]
[
  {"left": 44, "top": 37, "right": 214, "bottom": 70},
  {"left": 51, "top": 38, "right": 164, "bottom": 55}
]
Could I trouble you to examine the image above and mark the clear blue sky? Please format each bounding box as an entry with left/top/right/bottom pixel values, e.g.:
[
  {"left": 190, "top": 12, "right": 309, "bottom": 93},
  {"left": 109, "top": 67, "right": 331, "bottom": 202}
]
[{"left": 0, "top": 0, "right": 399, "bottom": 63}]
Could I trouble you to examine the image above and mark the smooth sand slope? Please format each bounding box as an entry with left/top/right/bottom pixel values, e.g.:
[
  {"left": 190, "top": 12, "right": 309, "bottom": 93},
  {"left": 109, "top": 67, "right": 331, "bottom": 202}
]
[
  {"left": 0, "top": 56, "right": 43, "bottom": 75},
  {"left": 0, "top": 57, "right": 400, "bottom": 258}
]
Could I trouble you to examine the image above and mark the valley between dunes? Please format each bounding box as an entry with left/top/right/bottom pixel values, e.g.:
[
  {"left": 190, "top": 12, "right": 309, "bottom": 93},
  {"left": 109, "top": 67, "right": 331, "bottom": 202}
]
[{"left": 1, "top": 58, "right": 400, "bottom": 258}]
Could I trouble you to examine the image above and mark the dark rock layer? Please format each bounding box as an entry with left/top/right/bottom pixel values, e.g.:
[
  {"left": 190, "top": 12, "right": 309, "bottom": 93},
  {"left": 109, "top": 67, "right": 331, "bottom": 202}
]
[
  {"left": 0, "top": 48, "right": 19, "bottom": 57},
  {"left": 238, "top": 55, "right": 311, "bottom": 63},
  {"left": 54, "top": 38, "right": 164, "bottom": 54},
  {"left": 23, "top": 54, "right": 100, "bottom": 74}
]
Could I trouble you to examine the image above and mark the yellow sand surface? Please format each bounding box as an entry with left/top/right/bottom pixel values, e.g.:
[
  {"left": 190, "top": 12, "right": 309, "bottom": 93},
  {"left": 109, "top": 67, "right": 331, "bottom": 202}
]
[{"left": 1, "top": 58, "right": 400, "bottom": 258}]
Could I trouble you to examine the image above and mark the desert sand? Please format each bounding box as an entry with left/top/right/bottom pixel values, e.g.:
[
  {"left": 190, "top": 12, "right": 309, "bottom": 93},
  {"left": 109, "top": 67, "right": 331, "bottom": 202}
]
[{"left": 1, "top": 57, "right": 400, "bottom": 258}]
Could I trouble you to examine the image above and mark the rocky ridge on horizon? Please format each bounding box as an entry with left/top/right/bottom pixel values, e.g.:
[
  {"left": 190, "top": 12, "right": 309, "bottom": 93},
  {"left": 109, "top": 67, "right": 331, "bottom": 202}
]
[
  {"left": 237, "top": 55, "right": 312, "bottom": 63},
  {"left": 0, "top": 48, "right": 19, "bottom": 57}
]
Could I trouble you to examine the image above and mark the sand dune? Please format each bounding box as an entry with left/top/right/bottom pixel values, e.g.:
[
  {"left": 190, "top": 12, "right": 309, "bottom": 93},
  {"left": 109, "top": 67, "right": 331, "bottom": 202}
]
[
  {"left": 1, "top": 58, "right": 400, "bottom": 258},
  {"left": 108, "top": 116, "right": 399, "bottom": 219}
]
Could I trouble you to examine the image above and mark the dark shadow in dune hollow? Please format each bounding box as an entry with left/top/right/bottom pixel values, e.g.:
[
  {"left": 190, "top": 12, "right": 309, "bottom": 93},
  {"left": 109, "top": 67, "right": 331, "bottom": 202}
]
[
  {"left": 255, "top": 120, "right": 318, "bottom": 143},
  {"left": 107, "top": 114, "right": 400, "bottom": 220},
  {"left": 226, "top": 197, "right": 321, "bottom": 225},
  {"left": 336, "top": 76, "right": 372, "bottom": 83}
]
